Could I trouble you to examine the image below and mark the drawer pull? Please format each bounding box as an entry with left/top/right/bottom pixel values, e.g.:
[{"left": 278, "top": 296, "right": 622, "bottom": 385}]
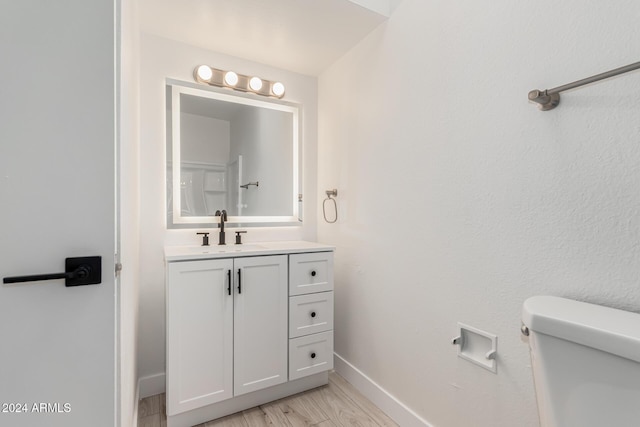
[
  {"left": 310, "top": 311, "right": 317, "bottom": 318},
  {"left": 310, "top": 352, "right": 316, "bottom": 359},
  {"left": 311, "top": 270, "right": 317, "bottom": 277}
]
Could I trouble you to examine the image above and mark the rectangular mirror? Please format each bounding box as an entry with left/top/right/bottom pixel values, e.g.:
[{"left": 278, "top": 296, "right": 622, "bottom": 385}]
[{"left": 166, "top": 80, "right": 301, "bottom": 228}]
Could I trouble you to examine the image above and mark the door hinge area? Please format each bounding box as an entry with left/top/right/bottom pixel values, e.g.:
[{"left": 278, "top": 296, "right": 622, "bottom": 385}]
[{"left": 115, "top": 263, "right": 123, "bottom": 277}]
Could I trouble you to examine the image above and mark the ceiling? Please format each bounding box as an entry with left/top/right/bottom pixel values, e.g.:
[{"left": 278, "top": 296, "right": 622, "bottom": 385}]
[{"left": 138, "top": 0, "right": 397, "bottom": 76}]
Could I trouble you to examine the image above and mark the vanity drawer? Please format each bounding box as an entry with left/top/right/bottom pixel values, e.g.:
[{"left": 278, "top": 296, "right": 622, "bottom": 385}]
[
  {"left": 289, "top": 252, "right": 333, "bottom": 296},
  {"left": 289, "top": 292, "right": 334, "bottom": 338},
  {"left": 289, "top": 331, "right": 333, "bottom": 381}
]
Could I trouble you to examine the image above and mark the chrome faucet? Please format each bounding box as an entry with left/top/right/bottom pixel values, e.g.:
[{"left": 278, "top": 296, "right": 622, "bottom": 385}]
[{"left": 214, "top": 210, "right": 227, "bottom": 245}]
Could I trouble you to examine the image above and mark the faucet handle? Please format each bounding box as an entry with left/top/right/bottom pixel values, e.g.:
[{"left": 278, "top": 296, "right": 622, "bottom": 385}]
[
  {"left": 235, "top": 231, "right": 247, "bottom": 245},
  {"left": 196, "top": 232, "right": 210, "bottom": 246}
]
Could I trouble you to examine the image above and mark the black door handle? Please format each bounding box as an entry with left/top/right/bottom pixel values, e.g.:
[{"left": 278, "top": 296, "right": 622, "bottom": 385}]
[
  {"left": 3, "top": 256, "right": 102, "bottom": 287},
  {"left": 237, "top": 268, "right": 242, "bottom": 294},
  {"left": 227, "top": 270, "right": 231, "bottom": 296}
]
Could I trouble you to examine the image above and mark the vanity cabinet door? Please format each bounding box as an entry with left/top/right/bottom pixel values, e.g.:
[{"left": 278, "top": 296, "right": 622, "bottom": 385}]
[
  {"left": 166, "top": 259, "right": 234, "bottom": 416},
  {"left": 233, "top": 255, "right": 288, "bottom": 396}
]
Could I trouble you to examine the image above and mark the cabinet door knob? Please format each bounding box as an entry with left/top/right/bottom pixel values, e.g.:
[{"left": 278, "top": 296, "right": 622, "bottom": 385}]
[
  {"left": 227, "top": 270, "right": 231, "bottom": 296},
  {"left": 310, "top": 352, "right": 316, "bottom": 359},
  {"left": 311, "top": 270, "right": 317, "bottom": 277},
  {"left": 310, "top": 311, "right": 317, "bottom": 318},
  {"left": 237, "top": 268, "right": 242, "bottom": 294}
]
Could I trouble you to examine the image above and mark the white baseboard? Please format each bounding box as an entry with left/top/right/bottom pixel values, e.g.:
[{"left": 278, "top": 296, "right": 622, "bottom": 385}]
[
  {"left": 138, "top": 372, "right": 166, "bottom": 399},
  {"left": 333, "top": 353, "right": 433, "bottom": 427}
]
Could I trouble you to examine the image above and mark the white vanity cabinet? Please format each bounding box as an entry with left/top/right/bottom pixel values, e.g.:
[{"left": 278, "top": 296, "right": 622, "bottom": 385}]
[
  {"left": 165, "top": 242, "right": 334, "bottom": 427},
  {"left": 166, "top": 255, "right": 287, "bottom": 417}
]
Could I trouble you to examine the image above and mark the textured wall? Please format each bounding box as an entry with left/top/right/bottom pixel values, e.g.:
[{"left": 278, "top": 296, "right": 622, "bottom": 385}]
[{"left": 318, "top": 1, "right": 640, "bottom": 426}]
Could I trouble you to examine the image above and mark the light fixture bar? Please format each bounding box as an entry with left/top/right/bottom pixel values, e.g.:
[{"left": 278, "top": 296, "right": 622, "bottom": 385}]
[{"left": 194, "top": 65, "right": 285, "bottom": 99}]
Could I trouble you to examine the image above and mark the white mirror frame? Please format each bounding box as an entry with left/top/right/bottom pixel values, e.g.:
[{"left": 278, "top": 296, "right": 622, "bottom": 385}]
[{"left": 167, "top": 80, "right": 301, "bottom": 227}]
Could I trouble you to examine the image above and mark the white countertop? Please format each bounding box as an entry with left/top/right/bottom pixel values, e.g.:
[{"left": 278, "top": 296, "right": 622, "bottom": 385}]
[{"left": 165, "top": 240, "right": 335, "bottom": 262}]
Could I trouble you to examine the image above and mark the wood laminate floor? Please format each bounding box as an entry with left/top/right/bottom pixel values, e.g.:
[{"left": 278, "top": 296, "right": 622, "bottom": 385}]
[{"left": 138, "top": 372, "right": 399, "bottom": 427}]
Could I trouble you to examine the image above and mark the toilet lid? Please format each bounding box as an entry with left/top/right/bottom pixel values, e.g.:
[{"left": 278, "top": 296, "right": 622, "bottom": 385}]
[{"left": 522, "top": 296, "right": 640, "bottom": 363}]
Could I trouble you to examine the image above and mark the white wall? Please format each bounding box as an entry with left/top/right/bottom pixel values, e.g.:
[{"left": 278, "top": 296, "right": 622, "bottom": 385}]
[
  {"left": 318, "top": 1, "right": 640, "bottom": 426},
  {"left": 231, "top": 108, "right": 294, "bottom": 216},
  {"left": 138, "top": 34, "right": 318, "bottom": 392},
  {"left": 119, "top": 0, "right": 140, "bottom": 424},
  {"left": 181, "top": 114, "right": 230, "bottom": 164},
  {"left": 229, "top": 107, "right": 259, "bottom": 215}
]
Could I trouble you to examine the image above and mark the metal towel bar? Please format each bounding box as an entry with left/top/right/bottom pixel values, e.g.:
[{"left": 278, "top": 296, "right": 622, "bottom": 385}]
[{"left": 529, "top": 60, "right": 640, "bottom": 111}]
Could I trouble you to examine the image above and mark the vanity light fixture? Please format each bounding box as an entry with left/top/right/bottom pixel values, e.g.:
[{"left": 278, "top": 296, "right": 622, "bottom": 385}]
[
  {"left": 224, "top": 71, "right": 239, "bottom": 87},
  {"left": 249, "top": 76, "right": 263, "bottom": 91},
  {"left": 271, "top": 82, "right": 285, "bottom": 97},
  {"left": 196, "top": 65, "right": 213, "bottom": 82},
  {"left": 193, "top": 65, "right": 285, "bottom": 99}
]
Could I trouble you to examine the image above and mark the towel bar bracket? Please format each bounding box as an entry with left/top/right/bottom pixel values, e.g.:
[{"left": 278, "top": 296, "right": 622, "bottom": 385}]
[{"left": 528, "top": 90, "right": 560, "bottom": 111}]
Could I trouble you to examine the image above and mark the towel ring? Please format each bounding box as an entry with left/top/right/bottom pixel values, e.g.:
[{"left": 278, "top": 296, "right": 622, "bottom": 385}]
[{"left": 323, "top": 189, "right": 338, "bottom": 223}]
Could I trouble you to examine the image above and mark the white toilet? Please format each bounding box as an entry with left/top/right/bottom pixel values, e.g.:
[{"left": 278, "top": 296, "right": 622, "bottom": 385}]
[{"left": 522, "top": 295, "right": 640, "bottom": 427}]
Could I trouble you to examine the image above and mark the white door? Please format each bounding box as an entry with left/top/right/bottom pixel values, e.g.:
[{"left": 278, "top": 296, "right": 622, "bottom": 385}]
[
  {"left": 0, "top": 2, "right": 118, "bottom": 427},
  {"left": 233, "top": 255, "right": 288, "bottom": 396},
  {"left": 166, "top": 259, "right": 234, "bottom": 415}
]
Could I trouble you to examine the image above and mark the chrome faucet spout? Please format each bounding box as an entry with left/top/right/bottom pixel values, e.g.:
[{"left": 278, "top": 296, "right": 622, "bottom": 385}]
[{"left": 214, "top": 210, "right": 227, "bottom": 245}]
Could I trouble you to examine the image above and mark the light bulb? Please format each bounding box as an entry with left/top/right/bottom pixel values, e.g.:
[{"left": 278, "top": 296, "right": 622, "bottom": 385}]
[
  {"left": 272, "top": 82, "right": 285, "bottom": 97},
  {"left": 249, "top": 77, "right": 263, "bottom": 91},
  {"left": 196, "top": 65, "right": 213, "bottom": 81},
  {"left": 224, "top": 71, "right": 239, "bottom": 86}
]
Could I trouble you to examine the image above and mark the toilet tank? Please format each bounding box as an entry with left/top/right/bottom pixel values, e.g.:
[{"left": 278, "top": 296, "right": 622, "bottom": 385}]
[{"left": 522, "top": 296, "right": 640, "bottom": 427}]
